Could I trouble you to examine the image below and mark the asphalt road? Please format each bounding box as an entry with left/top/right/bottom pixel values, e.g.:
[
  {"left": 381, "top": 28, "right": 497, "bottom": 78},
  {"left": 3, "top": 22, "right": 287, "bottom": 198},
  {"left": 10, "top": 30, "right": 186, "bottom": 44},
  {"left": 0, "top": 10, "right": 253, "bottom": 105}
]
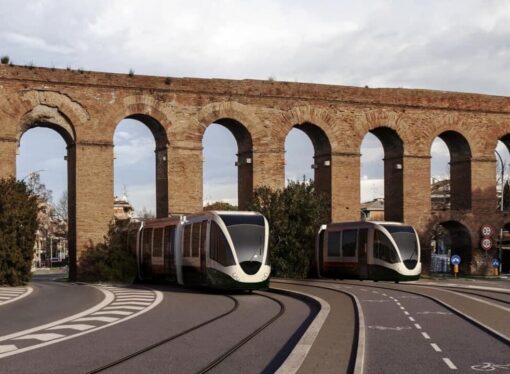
[{"left": 0, "top": 279, "right": 317, "bottom": 373}]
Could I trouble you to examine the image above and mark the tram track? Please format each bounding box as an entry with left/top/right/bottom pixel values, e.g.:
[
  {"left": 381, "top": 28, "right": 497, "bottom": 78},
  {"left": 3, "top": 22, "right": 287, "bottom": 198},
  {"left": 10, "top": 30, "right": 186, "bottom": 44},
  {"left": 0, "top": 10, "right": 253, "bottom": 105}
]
[
  {"left": 87, "top": 292, "right": 287, "bottom": 374},
  {"left": 297, "top": 278, "right": 510, "bottom": 344},
  {"left": 196, "top": 292, "right": 286, "bottom": 373},
  {"left": 86, "top": 294, "right": 239, "bottom": 374}
]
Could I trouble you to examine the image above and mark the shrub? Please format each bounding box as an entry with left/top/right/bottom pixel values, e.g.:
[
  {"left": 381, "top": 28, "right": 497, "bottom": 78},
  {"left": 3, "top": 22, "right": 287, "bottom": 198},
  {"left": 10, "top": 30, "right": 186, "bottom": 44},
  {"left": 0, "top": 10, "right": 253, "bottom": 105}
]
[
  {"left": 248, "top": 179, "right": 330, "bottom": 278},
  {"left": 0, "top": 178, "right": 38, "bottom": 285},
  {"left": 1, "top": 55, "right": 9, "bottom": 64},
  {"left": 78, "top": 220, "right": 137, "bottom": 283}
]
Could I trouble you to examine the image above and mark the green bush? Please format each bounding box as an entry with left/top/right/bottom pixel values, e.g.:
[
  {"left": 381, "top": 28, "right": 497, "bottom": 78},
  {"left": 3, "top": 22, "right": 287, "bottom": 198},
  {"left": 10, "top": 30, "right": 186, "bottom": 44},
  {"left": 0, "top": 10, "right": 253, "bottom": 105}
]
[
  {"left": 249, "top": 180, "right": 330, "bottom": 278},
  {"left": 79, "top": 221, "right": 137, "bottom": 283},
  {"left": 0, "top": 178, "right": 38, "bottom": 285}
]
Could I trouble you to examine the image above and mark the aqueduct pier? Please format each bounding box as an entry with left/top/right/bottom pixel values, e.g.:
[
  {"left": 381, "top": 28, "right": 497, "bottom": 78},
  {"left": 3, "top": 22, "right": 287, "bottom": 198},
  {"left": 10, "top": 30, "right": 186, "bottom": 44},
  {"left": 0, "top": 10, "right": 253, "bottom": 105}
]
[{"left": 1, "top": 65, "right": 510, "bottom": 278}]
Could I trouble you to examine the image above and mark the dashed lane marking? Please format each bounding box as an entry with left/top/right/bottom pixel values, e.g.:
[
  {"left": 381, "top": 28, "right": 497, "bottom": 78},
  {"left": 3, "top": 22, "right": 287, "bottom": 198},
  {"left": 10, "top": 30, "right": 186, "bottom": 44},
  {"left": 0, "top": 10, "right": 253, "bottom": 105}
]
[
  {"left": 431, "top": 343, "right": 442, "bottom": 352},
  {"left": 403, "top": 311, "right": 410, "bottom": 316},
  {"left": 443, "top": 357, "right": 458, "bottom": 370},
  {"left": 0, "top": 287, "right": 33, "bottom": 306},
  {"left": 414, "top": 324, "right": 422, "bottom": 330},
  {"left": 408, "top": 317, "right": 415, "bottom": 322},
  {"left": 0, "top": 285, "right": 162, "bottom": 359},
  {"left": 422, "top": 332, "right": 431, "bottom": 340}
]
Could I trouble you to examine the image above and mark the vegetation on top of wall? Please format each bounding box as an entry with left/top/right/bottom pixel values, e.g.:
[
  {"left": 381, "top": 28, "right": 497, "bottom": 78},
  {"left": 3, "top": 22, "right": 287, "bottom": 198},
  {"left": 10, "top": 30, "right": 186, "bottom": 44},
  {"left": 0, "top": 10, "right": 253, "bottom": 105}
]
[
  {"left": 0, "top": 178, "right": 39, "bottom": 286},
  {"left": 248, "top": 179, "right": 330, "bottom": 279},
  {"left": 203, "top": 201, "right": 238, "bottom": 211},
  {"left": 78, "top": 220, "right": 137, "bottom": 283},
  {"left": 1, "top": 55, "right": 9, "bottom": 64}
]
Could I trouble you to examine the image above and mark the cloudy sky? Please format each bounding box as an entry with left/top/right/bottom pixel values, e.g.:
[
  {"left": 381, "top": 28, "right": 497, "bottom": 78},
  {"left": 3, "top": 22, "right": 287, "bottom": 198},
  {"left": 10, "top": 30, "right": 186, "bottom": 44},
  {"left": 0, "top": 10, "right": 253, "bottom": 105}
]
[{"left": 6, "top": 0, "right": 510, "bottom": 213}]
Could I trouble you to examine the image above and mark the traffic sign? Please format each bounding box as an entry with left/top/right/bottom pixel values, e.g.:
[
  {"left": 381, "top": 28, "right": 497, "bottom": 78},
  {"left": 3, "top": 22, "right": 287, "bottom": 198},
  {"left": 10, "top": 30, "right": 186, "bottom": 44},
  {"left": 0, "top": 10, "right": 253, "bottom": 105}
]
[
  {"left": 451, "top": 255, "right": 461, "bottom": 265},
  {"left": 491, "top": 258, "right": 501, "bottom": 268},
  {"left": 480, "top": 224, "right": 495, "bottom": 238},
  {"left": 481, "top": 238, "right": 493, "bottom": 251}
]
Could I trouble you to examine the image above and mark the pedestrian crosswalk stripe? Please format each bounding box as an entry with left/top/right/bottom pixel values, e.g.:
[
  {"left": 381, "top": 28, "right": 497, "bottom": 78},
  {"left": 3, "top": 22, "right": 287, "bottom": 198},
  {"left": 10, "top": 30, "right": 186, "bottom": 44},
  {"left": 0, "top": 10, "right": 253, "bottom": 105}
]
[
  {"left": 48, "top": 324, "right": 95, "bottom": 331},
  {"left": 14, "top": 333, "right": 64, "bottom": 342}
]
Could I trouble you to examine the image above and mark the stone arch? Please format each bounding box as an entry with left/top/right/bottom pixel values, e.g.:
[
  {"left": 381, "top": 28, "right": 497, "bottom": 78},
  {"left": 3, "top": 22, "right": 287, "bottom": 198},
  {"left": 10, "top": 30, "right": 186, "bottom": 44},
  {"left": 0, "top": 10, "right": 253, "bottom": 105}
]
[
  {"left": 360, "top": 123, "right": 405, "bottom": 222},
  {"left": 17, "top": 103, "right": 78, "bottom": 279},
  {"left": 431, "top": 220, "right": 472, "bottom": 274},
  {"left": 282, "top": 106, "right": 335, "bottom": 214},
  {"left": 198, "top": 103, "right": 256, "bottom": 210},
  {"left": 112, "top": 111, "right": 170, "bottom": 218},
  {"left": 430, "top": 130, "right": 472, "bottom": 211}
]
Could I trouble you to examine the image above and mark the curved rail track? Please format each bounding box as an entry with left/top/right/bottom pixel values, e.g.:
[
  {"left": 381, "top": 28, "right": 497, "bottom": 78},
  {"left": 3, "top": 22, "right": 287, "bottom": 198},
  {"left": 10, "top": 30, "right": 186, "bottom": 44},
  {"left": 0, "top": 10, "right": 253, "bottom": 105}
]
[{"left": 87, "top": 292, "right": 286, "bottom": 374}]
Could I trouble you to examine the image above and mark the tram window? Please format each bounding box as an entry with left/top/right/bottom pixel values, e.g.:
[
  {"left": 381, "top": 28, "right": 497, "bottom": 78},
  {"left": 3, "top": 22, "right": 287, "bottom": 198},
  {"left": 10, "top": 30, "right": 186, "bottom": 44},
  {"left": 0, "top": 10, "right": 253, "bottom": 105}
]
[
  {"left": 152, "top": 228, "right": 163, "bottom": 257},
  {"left": 191, "top": 223, "right": 201, "bottom": 257},
  {"left": 342, "top": 229, "right": 357, "bottom": 257},
  {"left": 327, "top": 231, "right": 341, "bottom": 257},
  {"left": 142, "top": 228, "right": 153, "bottom": 257},
  {"left": 210, "top": 221, "right": 235, "bottom": 266},
  {"left": 374, "top": 230, "right": 399, "bottom": 263},
  {"left": 358, "top": 228, "right": 368, "bottom": 257},
  {"left": 183, "top": 225, "right": 192, "bottom": 257},
  {"left": 201, "top": 221, "right": 208, "bottom": 253},
  {"left": 165, "top": 226, "right": 175, "bottom": 259}
]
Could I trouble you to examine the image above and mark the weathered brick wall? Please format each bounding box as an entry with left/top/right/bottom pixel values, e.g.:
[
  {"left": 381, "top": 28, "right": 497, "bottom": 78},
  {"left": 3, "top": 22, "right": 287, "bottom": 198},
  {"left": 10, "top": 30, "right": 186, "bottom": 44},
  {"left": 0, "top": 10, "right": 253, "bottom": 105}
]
[{"left": 2, "top": 64, "right": 510, "bottom": 276}]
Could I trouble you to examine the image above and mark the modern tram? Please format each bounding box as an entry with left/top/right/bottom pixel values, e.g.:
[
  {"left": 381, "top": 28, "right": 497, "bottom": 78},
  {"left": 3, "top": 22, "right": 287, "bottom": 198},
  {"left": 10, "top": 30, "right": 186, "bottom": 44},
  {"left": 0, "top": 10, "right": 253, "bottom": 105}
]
[
  {"left": 127, "top": 211, "right": 271, "bottom": 290},
  {"left": 316, "top": 221, "right": 421, "bottom": 282}
]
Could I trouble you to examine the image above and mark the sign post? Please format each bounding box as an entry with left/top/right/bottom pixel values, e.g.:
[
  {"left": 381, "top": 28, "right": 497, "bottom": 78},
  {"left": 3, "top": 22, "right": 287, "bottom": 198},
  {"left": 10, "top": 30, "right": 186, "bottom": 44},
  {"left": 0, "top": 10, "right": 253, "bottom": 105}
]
[
  {"left": 451, "top": 255, "right": 461, "bottom": 279},
  {"left": 491, "top": 258, "right": 501, "bottom": 276}
]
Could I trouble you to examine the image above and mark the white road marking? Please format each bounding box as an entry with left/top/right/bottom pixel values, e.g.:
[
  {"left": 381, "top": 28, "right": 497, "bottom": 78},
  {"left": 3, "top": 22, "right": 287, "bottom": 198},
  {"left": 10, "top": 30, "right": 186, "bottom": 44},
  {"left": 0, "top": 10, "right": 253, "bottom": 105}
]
[
  {"left": 422, "top": 332, "right": 431, "bottom": 339},
  {"left": 111, "top": 301, "right": 151, "bottom": 306},
  {"left": 114, "top": 297, "right": 154, "bottom": 302},
  {"left": 408, "top": 317, "right": 415, "bottom": 322},
  {"left": 0, "top": 345, "right": 17, "bottom": 354},
  {"left": 48, "top": 324, "right": 95, "bottom": 331},
  {"left": 404, "top": 311, "right": 410, "bottom": 316},
  {"left": 382, "top": 293, "right": 387, "bottom": 297},
  {"left": 0, "top": 287, "right": 33, "bottom": 306},
  {"left": 414, "top": 324, "right": 422, "bottom": 330},
  {"left": 14, "top": 333, "right": 64, "bottom": 342},
  {"left": 92, "top": 311, "right": 132, "bottom": 316},
  {"left": 400, "top": 307, "right": 405, "bottom": 310},
  {"left": 74, "top": 316, "right": 119, "bottom": 323},
  {"left": 368, "top": 326, "right": 412, "bottom": 331},
  {"left": 431, "top": 343, "right": 442, "bottom": 352},
  {"left": 372, "top": 291, "right": 379, "bottom": 294},
  {"left": 443, "top": 358, "right": 457, "bottom": 370},
  {"left": 417, "top": 311, "right": 452, "bottom": 315},
  {"left": 272, "top": 288, "right": 331, "bottom": 374},
  {"left": 396, "top": 302, "right": 401, "bottom": 306},
  {"left": 362, "top": 300, "right": 389, "bottom": 303},
  {"left": 103, "top": 305, "right": 144, "bottom": 311},
  {"left": 0, "top": 286, "right": 163, "bottom": 359}
]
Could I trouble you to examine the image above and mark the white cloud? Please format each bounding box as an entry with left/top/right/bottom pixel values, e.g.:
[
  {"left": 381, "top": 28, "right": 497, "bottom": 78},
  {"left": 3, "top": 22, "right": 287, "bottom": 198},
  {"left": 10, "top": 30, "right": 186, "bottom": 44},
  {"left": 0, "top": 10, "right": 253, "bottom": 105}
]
[{"left": 361, "top": 178, "right": 384, "bottom": 203}]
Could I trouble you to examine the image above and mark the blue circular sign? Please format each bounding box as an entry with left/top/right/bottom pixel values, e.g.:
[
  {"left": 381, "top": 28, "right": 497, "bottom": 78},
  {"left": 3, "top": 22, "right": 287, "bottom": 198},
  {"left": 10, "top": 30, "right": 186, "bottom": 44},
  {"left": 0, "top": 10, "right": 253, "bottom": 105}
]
[
  {"left": 451, "top": 255, "right": 461, "bottom": 265},
  {"left": 491, "top": 258, "right": 501, "bottom": 268}
]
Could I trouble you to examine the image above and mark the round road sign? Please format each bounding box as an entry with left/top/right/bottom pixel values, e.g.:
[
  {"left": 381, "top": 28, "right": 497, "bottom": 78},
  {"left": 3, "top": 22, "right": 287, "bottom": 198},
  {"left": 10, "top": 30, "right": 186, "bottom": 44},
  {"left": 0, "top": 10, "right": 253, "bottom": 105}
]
[
  {"left": 491, "top": 258, "right": 501, "bottom": 268},
  {"left": 451, "top": 255, "right": 461, "bottom": 265},
  {"left": 480, "top": 224, "right": 495, "bottom": 238},
  {"left": 481, "top": 238, "right": 493, "bottom": 251}
]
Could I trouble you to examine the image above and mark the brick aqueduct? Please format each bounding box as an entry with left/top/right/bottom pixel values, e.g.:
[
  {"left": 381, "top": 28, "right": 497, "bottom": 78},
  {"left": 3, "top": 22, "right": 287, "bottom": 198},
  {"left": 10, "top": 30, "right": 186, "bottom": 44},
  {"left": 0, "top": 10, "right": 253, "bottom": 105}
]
[{"left": 1, "top": 65, "right": 510, "bottom": 278}]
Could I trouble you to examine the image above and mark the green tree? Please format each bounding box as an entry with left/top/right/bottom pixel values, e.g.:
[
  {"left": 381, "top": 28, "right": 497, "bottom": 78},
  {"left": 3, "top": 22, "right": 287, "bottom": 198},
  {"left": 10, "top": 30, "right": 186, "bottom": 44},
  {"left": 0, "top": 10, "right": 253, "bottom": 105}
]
[
  {"left": 0, "top": 177, "right": 38, "bottom": 285},
  {"left": 248, "top": 179, "right": 330, "bottom": 278},
  {"left": 204, "top": 201, "right": 238, "bottom": 211},
  {"left": 78, "top": 220, "right": 137, "bottom": 283}
]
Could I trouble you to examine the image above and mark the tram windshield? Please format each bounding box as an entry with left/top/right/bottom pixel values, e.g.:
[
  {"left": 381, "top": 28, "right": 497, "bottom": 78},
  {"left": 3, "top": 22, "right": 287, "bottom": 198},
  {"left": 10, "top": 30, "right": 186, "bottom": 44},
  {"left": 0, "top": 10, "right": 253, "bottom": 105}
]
[
  {"left": 382, "top": 225, "right": 419, "bottom": 269},
  {"left": 219, "top": 214, "right": 266, "bottom": 275}
]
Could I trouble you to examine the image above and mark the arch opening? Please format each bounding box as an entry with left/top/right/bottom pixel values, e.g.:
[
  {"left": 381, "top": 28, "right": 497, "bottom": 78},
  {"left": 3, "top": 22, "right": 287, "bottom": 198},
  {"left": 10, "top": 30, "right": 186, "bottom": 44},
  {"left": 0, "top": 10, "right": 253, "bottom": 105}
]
[
  {"left": 17, "top": 124, "right": 75, "bottom": 278},
  {"left": 430, "top": 221, "right": 472, "bottom": 274},
  {"left": 202, "top": 118, "right": 253, "bottom": 210},
  {"left": 367, "top": 127, "right": 404, "bottom": 222},
  {"left": 360, "top": 133, "right": 384, "bottom": 220},
  {"left": 431, "top": 131, "right": 472, "bottom": 211},
  {"left": 496, "top": 138, "right": 510, "bottom": 212},
  {"left": 114, "top": 115, "right": 168, "bottom": 219},
  {"left": 285, "top": 122, "right": 332, "bottom": 211}
]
